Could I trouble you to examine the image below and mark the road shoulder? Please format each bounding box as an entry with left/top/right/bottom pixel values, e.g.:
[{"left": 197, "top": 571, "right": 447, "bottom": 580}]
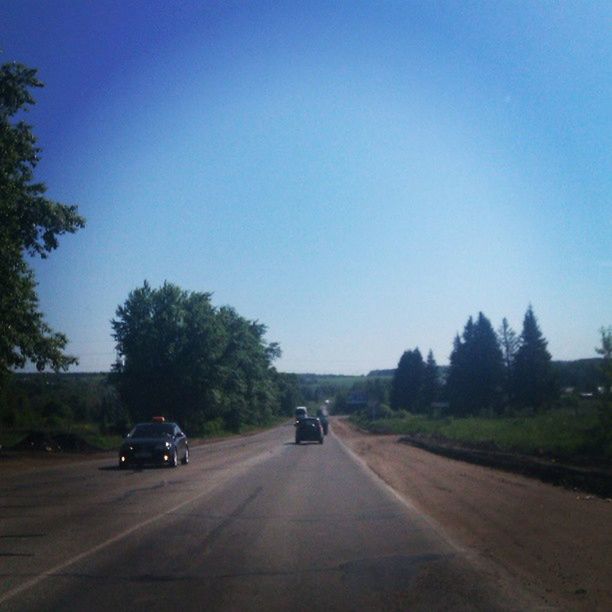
[{"left": 332, "top": 416, "right": 612, "bottom": 611}]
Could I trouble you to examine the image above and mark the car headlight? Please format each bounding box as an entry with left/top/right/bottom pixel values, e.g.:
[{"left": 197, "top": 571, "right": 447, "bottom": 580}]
[{"left": 155, "top": 442, "right": 172, "bottom": 450}]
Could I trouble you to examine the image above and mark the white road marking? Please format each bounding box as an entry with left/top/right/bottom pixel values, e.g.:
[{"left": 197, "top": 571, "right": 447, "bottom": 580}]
[
  {"left": 333, "top": 426, "right": 469, "bottom": 554},
  {"left": 0, "top": 448, "right": 277, "bottom": 606}
]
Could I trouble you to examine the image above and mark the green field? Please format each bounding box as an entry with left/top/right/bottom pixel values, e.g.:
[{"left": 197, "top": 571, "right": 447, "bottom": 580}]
[{"left": 351, "top": 405, "right": 611, "bottom": 462}]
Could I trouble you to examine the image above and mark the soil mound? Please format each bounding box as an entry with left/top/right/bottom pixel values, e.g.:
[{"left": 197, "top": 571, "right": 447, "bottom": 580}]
[{"left": 399, "top": 433, "right": 612, "bottom": 498}]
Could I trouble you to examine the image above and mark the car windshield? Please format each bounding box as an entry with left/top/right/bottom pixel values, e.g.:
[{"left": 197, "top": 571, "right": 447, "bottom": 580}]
[{"left": 129, "top": 423, "right": 174, "bottom": 438}]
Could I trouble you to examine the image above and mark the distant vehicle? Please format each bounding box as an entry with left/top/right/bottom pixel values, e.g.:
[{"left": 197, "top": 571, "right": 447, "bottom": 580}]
[
  {"left": 295, "top": 417, "right": 324, "bottom": 444},
  {"left": 294, "top": 406, "right": 308, "bottom": 421},
  {"left": 119, "top": 420, "right": 189, "bottom": 469},
  {"left": 316, "top": 408, "right": 329, "bottom": 435}
]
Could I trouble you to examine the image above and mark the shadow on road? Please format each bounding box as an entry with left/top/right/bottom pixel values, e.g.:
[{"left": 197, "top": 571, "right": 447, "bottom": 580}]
[
  {"left": 283, "top": 441, "right": 321, "bottom": 445},
  {"left": 289, "top": 442, "right": 324, "bottom": 446},
  {"left": 98, "top": 464, "right": 174, "bottom": 472}
]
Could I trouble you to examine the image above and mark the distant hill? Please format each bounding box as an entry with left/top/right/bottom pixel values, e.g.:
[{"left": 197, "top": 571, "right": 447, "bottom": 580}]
[
  {"left": 366, "top": 369, "right": 394, "bottom": 377},
  {"left": 367, "top": 366, "right": 450, "bottom": 379},
  {"left": 296, "top": 373, "right": 364, "bottom": 383},
  {"left": 295, "top": 373, "right": 365, "bottom": 403}
]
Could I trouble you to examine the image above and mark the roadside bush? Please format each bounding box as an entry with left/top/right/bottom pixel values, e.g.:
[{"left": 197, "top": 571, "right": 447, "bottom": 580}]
[
  {"left": 376, "top": 404, "right": 394, "bottom": 419},
  {"left": 198, "top": 417, "right": 226, "bottom": 437},
  {"left": 0, "top": 401, "right": 16, "bottom": 427},
  {"left": 42, "top": 400, "right": 71, "bottom": 425}
]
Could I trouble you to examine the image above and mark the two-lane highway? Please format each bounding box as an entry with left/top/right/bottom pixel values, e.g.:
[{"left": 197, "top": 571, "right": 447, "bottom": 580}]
[{"left": 1, "top": 423, "right": 541, "bottom": 611}]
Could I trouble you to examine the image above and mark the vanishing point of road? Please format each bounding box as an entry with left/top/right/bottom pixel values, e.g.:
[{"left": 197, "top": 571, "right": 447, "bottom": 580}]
[{"left": 1, "top": 421, "right": 542, "bottom": 611}]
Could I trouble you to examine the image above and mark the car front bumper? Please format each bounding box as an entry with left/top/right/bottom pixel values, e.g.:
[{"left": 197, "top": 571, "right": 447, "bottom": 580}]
[{"left": 119, "top": 447, "right": 176, "bottom": 466}]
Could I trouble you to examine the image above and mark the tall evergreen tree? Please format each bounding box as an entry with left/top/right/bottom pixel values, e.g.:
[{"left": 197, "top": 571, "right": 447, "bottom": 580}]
[
  {"left": 447, "top": 313, "right": 504, "bottom": 415},
  {"left": 390, "top": 348, "right": 425, "bottom": 412},
  {"left": 473, "top": 312, "right": 505, "bottom": 412},
  {"left": 446, "top": 331, "right": 469, "bottom": 415},
  {"left": 422, "top": 350, "right": 440, "bottom": 415},
  {"left": 497, "top": 317, "right": 519, "bottom": 402},
  {"left": 512, "top": 305, "right": 557, "bottom": 409},
  {"left": 497, "top": 318, "right": 519, "bottom": 371}
]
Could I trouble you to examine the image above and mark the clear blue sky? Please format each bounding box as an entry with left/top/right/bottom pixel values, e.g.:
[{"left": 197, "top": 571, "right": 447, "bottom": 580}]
[{"left": 2, "top": 0, "right": 611, "bottom": 373}]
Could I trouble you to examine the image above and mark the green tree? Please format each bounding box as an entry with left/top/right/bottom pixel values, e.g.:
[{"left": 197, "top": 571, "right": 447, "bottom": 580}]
[
  {"left": 112, "top": 282, "right": 221, "bottom": 426},
  {"left": 512, "top": 305, "right": 557, "bottom": 409},
  {"left": 273, "top": 371, "right": 302, "bottom": 416},
  {"left": 447, "top": 313, "right": 504, "bottom": 415},
  {"left": 446, "top": 329, "right": 471, "bottom": 416},
  {"left": 0, "top": 62, "right": 85, "bottom": 393},
  {"left": 390, "top": 348, "right": 425, "bottom": 412},
  {"left": 215, "top": 306, "right": 281, "bottom": 430},
  {"left": 595, "top": 326, "right": 612, "bottom": 436},
  {"left": 422, "top": 350, "right": 439, "bottom": 414},
  {"left": 497, "top": 318, "right": 518, "bottom": 370},
  {"left": 111, "top": 282, "right": 281, "bottom": 432},
  {"left": 497, "top": 317, "right": 519, "bottom": 401}
]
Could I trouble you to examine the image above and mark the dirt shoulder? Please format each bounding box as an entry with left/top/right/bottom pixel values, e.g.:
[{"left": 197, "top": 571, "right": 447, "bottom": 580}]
[
  {"left": 0, "top": 449, "right": 114, "bottom": 476},
  {"left": 0, "top": 421, "right": 291, "bottom": 477},
  {"left": 399, "top": 433, "right": 612, "bottom": 497},
  {"left": 333, "top": 417, "right": 612, "bottom": 611}
]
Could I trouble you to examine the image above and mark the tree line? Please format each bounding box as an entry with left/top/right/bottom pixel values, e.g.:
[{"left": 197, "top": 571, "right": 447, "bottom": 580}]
[
  {"left": 110, "top": 281, "right": 299, "bottom": 432},
  {"left": 446, "top": 306, "right": 555, "bottom": 414},
  {"left": 0, "top": 62, "right": 299, "bottom": 433},
  {"left": 388, "top": 307, "right": 611, "bottom": 417},
  {"left": 2, "top": 373, "right": 123, "bottom": 432},
  {"left": 1, "top": 62, "right": 609, "bottom": 433}
]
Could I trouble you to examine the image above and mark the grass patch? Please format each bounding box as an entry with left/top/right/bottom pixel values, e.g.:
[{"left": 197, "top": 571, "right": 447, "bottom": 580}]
[
  {"left": 351, "top": 407, "right": 609, "bottom": 461},
  {"left": 81, "top": 432, "right": 123, "bottom": 450},
  {"left": 0, "top": 430, "right": 27, "bottom": 449}
]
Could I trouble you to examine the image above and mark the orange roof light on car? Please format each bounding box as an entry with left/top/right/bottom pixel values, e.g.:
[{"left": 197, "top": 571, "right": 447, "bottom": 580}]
[{"left": 152, "top": 416, "right": 165, "bottom": 423}]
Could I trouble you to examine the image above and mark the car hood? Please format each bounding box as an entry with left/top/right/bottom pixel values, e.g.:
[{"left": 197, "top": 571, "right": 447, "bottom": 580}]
[{"left": 121, "top": 437, "right": 174, "bottom": 447}]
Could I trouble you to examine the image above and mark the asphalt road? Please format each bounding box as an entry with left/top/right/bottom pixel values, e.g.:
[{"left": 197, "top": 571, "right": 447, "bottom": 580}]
[{"left": 0, "top": 422, "right": 541, "bottom": 611}]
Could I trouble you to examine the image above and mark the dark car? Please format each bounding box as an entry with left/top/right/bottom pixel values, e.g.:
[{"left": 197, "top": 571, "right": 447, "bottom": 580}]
[
  {"left": 119, "top": 420, "right": 189, "bottom": 469},
  {"left": 295, "top": 417, "right": 324, "bottom": 444}
]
